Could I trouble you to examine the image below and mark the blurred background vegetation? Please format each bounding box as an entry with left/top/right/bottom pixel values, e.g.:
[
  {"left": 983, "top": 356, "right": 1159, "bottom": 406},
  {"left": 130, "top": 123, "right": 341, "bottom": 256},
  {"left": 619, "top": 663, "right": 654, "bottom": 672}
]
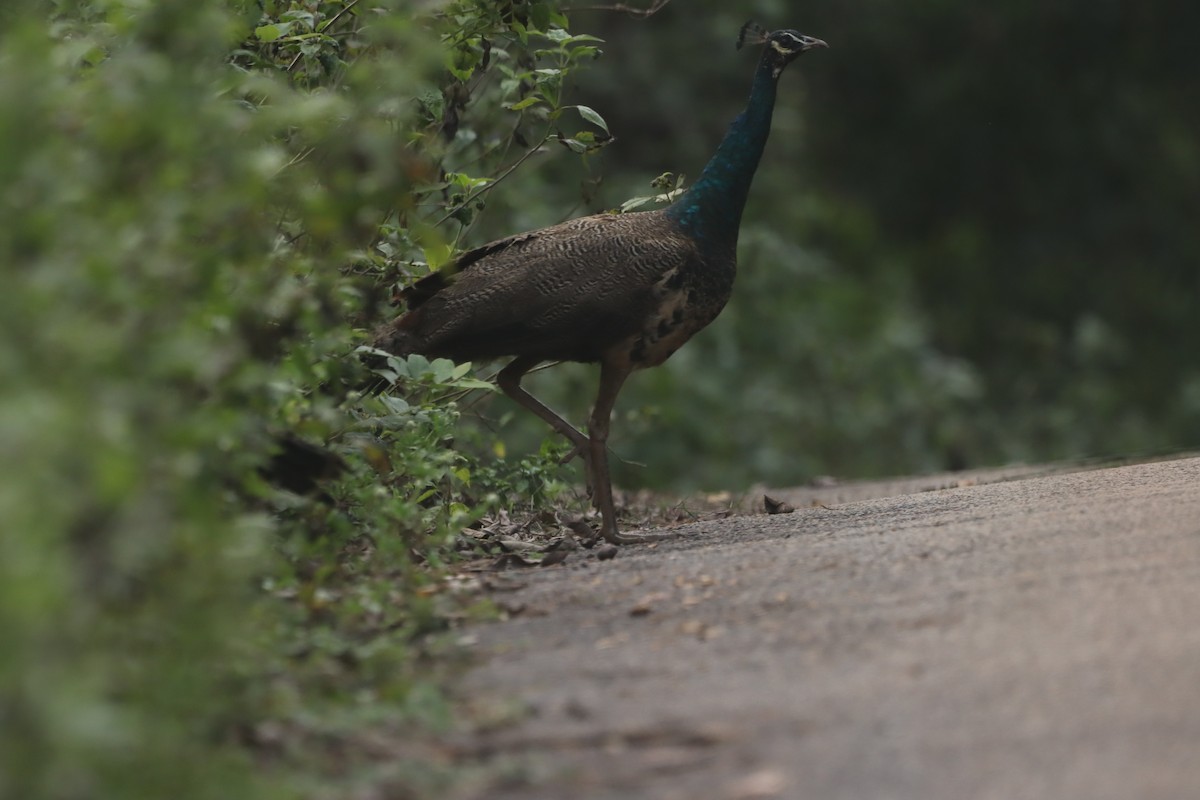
[
  {"left": 504, "top": 0, "right": 1200, "bottom": 488},
  {"left": 2, "top": 0, "right": 1197, "bottom": 797}
]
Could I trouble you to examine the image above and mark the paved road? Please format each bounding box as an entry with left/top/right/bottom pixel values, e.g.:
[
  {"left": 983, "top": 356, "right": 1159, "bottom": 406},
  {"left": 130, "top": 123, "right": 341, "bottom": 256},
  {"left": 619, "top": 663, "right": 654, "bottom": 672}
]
[{"left": 455, "top": 457, "right": 1200, "bottom": 799}]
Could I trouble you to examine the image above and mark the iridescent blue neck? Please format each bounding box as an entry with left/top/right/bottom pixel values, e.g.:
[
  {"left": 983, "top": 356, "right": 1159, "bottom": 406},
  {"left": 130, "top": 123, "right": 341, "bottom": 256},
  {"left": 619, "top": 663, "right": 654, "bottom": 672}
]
[{"left": 664, "top": 56, "right": 780, "bottom": 251}]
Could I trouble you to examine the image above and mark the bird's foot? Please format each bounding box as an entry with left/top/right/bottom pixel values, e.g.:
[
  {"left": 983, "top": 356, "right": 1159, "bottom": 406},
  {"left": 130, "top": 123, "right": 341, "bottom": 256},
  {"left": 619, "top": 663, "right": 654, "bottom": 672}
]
[{"left": 568, "top": 518, "right": 680, "bottom": 547}]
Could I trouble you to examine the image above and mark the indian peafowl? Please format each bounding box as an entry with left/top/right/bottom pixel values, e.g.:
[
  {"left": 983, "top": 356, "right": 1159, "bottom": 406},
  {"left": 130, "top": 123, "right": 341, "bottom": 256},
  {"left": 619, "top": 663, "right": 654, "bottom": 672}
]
[{"left": 374, "top": 24, "right": 827, "bottom": 544}]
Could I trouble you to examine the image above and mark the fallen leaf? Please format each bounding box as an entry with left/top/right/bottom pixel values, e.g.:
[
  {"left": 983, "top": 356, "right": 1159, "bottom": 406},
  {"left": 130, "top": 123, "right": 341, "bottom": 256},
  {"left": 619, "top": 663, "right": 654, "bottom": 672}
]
[
  {"left": 763, "top": 495, "right": 796, "bottom": 515},
  {"left": 564, "top": 518, "right": 597, "bottom": 544},
  {"left": 498, "top": 538, "right": 541, "bottom": 553}
]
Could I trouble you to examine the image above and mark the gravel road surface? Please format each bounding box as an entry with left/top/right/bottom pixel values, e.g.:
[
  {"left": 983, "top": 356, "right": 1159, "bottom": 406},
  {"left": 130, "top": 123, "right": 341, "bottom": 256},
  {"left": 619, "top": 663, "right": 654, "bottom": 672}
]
[{"left": 454, "top": 457, "right": 1200, "bottom": 800}]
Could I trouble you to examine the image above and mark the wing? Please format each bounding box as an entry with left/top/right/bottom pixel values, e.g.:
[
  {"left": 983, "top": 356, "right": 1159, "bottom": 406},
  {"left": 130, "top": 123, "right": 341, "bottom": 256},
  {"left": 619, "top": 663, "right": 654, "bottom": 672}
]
[
  {"left": 399, "top": 228, "right": 542, "bottom": 310},
  {"left": 401, "top": 210, "right": 697, "bottom": 363}
]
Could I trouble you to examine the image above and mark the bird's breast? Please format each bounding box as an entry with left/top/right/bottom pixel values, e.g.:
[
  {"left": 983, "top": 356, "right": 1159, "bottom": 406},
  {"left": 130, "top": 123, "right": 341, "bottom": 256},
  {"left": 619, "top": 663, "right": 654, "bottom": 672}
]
[{"left": 610, "top": 260, "right": 735, "bottom": 370}]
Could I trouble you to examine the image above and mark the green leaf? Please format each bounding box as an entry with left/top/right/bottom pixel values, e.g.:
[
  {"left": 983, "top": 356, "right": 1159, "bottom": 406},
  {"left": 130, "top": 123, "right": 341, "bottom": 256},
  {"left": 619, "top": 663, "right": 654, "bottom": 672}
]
[
  {"left": 446, "top": 172, "right": 492, "bottom": 190},
  {"left": 531, "top": 4, "right": 553, "bottom": 31},
  {"left": 569, "top": 46, "right": 601, "bottom": 62},
  {"left": 651, "top": 171, "right": 683, "bottom": 191},
  {"left": 430, "top": 358, "right": 455, "bottom": 383},
  {"left": 508, "top": 96, "right": 542, "bottom": 111},
  {"left": 254, "top": 23, "right": 290, "bottom": 42},
  {"left": 281, "top": 9, "right": 316, "bottom": 29},
  {"left": 404, "top": 354, "right": 432, "bottom": 378},
  {"left": 372, "top": 368, "right": 400, "bottom": 384},
  {"left": 382, "top": 396, "right": 410, "bottom": 414},
  {"left": 422, "top": 242, "right": 455, "bottom": 270},
  {"left": 573, "top": 104, "right": 609, "bottom": 133}
]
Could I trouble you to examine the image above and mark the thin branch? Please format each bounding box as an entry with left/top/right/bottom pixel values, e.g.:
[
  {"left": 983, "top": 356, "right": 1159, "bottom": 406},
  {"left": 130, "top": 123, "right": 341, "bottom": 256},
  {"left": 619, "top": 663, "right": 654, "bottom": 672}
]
[
  {"left": 432, "top": 134, "right": 552, "bottom": 227},
  {"left": 280, "top": 146, "right": 316, "bottom": 172},
  {"left": 561, "top": 0, "right": 671, "bottom": 17},
  {"left": 285, "top": 0, "right": 362, "bottom": 72},
  {"left": 318, "top": 0, "right": 361, "bottom": 33}
]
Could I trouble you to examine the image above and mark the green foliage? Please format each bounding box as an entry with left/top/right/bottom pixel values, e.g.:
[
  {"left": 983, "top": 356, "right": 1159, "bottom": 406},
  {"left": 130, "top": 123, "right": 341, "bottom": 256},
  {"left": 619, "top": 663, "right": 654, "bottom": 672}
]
[{"left": 1, "top": 1, "right": 597, "bottom": 797}]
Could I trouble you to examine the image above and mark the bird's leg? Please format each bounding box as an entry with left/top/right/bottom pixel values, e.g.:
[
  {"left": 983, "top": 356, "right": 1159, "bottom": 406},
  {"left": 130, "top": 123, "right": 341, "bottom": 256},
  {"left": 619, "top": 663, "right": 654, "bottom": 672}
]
[
  {"left": 497, "top": 356, "right": 594, "bottom": 489},
  {"left": 589, "top": 362, "right": 679, "bottom": 545}
]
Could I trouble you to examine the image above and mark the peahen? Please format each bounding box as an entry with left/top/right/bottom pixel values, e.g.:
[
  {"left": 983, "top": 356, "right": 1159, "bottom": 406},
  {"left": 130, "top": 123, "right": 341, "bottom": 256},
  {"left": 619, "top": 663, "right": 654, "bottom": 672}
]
[{"left": 374, "top": 25, "right": 827, "bottom": 544}]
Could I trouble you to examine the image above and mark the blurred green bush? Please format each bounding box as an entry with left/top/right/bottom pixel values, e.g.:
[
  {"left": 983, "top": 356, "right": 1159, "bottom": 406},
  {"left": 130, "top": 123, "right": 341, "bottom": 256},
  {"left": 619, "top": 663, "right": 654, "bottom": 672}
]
[{"left": 0, "top": 1, "right": 587, "bottom": 796}]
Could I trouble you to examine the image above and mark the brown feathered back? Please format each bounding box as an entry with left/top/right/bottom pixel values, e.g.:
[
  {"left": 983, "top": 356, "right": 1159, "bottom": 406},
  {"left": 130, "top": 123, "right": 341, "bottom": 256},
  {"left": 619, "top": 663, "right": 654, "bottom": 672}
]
[{"left": 374, "top": 208, "right": 735, "bottom": 369}]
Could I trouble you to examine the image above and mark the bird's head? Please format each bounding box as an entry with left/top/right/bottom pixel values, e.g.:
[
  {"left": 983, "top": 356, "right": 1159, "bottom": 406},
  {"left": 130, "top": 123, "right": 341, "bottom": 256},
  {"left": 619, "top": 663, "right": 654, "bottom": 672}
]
[{"left": 738, "top": 22, "right": 827, "bottom": 77}]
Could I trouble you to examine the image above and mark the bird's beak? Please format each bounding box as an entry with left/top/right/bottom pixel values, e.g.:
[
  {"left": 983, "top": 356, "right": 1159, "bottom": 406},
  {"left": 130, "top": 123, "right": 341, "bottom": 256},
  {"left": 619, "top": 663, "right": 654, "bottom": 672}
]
[{"left": 804, "top": 37, "right": 829, "bottom": 51}]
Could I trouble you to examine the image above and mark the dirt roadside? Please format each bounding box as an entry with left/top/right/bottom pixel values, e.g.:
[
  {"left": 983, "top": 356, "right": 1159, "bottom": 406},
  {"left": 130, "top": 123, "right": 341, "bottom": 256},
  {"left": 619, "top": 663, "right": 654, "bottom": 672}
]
[{"left": 448, "top": 456, "right": 1200, "bottom": 800}]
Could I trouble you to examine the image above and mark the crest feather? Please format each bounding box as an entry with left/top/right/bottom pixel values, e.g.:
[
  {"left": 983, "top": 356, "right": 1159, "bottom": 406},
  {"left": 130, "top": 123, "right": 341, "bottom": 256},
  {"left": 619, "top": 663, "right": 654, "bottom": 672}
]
[{"left": 736, "top": 20, "right": 769, "bottom": 50}]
